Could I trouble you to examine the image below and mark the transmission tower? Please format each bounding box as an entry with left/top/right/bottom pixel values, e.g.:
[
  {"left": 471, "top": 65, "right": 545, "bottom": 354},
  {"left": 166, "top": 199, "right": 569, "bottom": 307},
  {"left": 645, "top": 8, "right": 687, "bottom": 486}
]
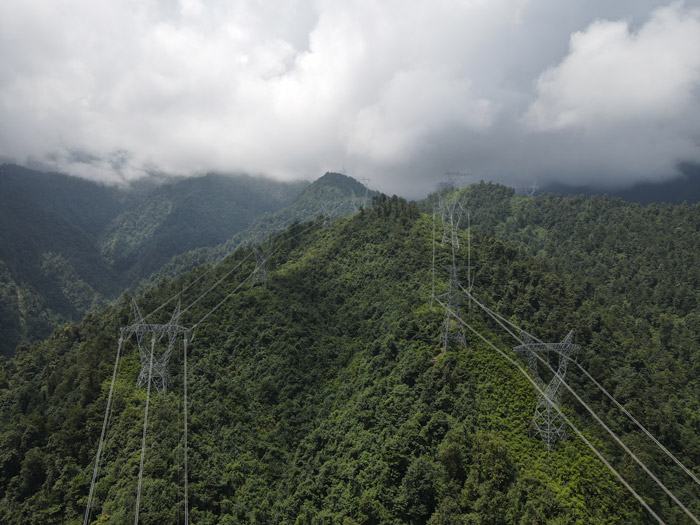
[
  {"left": 437, "top": 194, "right": 467, "bottom": 248},
  {"left": 120, "top": 300, "right": 190, "bottom": 524},
  {"left": 351, "top": 178, "right": 371, "bottom": 211},
  {"left": 321, "top": 204, "right": 333, "bottom": 229},
  {"left": 443, "top": 170, "right": 472, "bottom": 189},
  {"left": 436, "top": 264, "right": 467, "bottom": 353},
  {"left": 433, "top": 194, "right": 471, "bottom": 353},
  {"left": 514, "top": 331, "right": 580, "bottom": 450},
  {"left": 525, "top": 181, "right": 539, "bottom": 197},
  {"left": 251, "top": 244, "right": 270, "bottom": 288},
  {"left": 125, "top": 300, "right": 187, "bottom": 393}
]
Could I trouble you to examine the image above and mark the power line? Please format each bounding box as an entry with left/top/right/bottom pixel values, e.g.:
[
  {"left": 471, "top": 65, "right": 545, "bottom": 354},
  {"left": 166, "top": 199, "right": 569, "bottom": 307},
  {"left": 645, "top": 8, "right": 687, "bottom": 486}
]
[
  {"left": 463, "top": 290, "right": 700, "bottom": 525},
  {"left": 434, "top": 298, "right": 666, "bottom": 525},
  {"left": 83, "top": 334, "right": 124, "bottom": 525},
  {"left": 180, "top": 251, "right": 255, "bottom": 315},
  {"left": 143, "top": 194, "right": 359, "bottom": 323},
  {"left": 182, "top": 201, "right": 346, "bottom": 320},
  {"left": 431, "top": 208, "right": 436, "bottom": 309},
  {"left": 187, "top": 212, "right": 330, "bottom": 332},
  {"left": 183, "top": 334, "right": 189, "bottom": 525},
  {"left": 134, "top": 334, "right": 156, "bottom": 525},
  {"left": 468, "top": 293, "right": 700, "bottom": 491}
]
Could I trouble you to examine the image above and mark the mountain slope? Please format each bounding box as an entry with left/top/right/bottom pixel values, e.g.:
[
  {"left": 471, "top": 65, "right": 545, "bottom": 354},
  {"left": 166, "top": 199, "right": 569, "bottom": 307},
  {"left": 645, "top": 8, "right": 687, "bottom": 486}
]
[
  {"left": 98, "top": 173, "right": 308, "bottom": 280},
  {"left": 149, "top": 172, "right": 377, "bottom": 287},
  {"left": 0, "top": 166, "right": 309, "bottom": 355},
  {"left": 2, "top": 194, "right": 697, "bottom": 523},
  {"left": 0, "top": 165, "right": 125, "bottom": 353}
]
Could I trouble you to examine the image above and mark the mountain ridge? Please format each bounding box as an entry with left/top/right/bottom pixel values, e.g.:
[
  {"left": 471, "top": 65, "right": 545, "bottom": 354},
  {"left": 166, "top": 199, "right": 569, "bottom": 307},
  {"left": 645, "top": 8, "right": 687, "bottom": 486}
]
[
  {"left": 0, "top": 166, "right": 372, "bottom": 355},
  {"left": 0, "top": 189, "right": 698, "bottom": 523}
]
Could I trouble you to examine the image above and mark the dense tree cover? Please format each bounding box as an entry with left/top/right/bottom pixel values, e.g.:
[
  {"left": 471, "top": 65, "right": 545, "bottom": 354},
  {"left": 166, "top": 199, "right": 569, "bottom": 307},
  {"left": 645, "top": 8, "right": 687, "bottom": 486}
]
[
  {"left": 0, "top": 165, "right": 312, "bottom": 355},
  {"left": 427, "top": 183, "right": 700, "bottom": 521},
  {"left": 3, "top": 192, "right": 698, "bottom": 523}
]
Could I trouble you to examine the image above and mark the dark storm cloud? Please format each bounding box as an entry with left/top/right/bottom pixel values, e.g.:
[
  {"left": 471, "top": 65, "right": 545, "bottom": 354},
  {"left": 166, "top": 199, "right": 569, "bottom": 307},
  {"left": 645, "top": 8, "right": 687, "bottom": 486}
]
[{"left": 1, "top": 0, "right": 699, "bottom": 196}]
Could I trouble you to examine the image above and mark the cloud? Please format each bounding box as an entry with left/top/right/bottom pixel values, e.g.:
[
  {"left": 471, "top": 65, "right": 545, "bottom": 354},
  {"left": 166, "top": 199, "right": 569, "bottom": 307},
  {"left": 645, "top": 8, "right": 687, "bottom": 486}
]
[
  {"left": 346, "top": 68, "right": 494, "bottom": 163},
  {"left": 519, "top": 2, "right": 700, "bottom": 188},
  {"left": 1, "top": 0, "right": 699, "bottom": 195},
  {"left": 526, "top": 4, "right": 700, "bottom": 130}
]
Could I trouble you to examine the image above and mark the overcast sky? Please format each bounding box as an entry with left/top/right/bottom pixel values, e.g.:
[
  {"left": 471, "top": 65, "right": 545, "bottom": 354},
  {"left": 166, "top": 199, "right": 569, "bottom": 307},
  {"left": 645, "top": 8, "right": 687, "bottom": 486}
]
[{"left": 1, "top": 0, "right": 700, "bottom": 196}]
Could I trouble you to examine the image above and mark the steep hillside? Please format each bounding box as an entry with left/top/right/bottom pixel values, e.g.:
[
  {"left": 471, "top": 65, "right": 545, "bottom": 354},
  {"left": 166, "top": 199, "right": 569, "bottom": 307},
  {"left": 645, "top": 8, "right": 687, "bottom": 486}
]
[
  {"left": 1, "top": 194, "right": 697, "bottom": 523},
  {"left": 0, "top": 166, "right": 309, "bottom": 355},
  {"left": 98, "top": 173, "right": 308, "bottom": 281},
  {"left": 427, "top": 185, "right": 700, "bottom": 455},
  {"left": 0, "top": 165, "right": 125, "bottom": 353},
  {"left": 149, "top": 172, "right": 376, "bottom": 286}
]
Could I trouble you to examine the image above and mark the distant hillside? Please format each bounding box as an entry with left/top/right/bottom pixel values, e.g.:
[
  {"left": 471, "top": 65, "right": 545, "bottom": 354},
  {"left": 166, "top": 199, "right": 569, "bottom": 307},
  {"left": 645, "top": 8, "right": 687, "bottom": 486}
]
[
  {"left": 0, "top": 165, "right": 310, "bottom": 355},
  {"left": 148, "top": 171, "right": 377, "bottom": 286},
  {"left": 98, "top": 173, "right": 308, "bottom": 281},
  {"left": 539, "top": 162, "right": 700, "bottom": 204},
  {"left": 0, "top": 165, "right": 125, "bottom": 353}
]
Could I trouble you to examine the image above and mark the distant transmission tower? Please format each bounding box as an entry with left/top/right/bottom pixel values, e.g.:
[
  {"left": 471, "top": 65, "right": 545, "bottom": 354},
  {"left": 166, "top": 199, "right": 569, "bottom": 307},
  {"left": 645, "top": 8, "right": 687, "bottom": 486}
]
[
  {"left": 359, "top": 178, "right": 370, "bottom": 207},
  {"left": 443, "top": 170, "right": 472, "bottom": 189},
  {"left": 321, "top": 204, "right": 333, "bottom": 229},
  {"left": 251, "top": 244, "right": 270, "bottom": 288},
  {"left": 514, "top": 331, "right": 580, "bottom": 450},
  {"left": 433, "top": 194, "right": 471, "bottom": 353},
  {"left": 526, "top": 181, "right": 539, "bottom": 197},
  {"left": 351, "top": 178, "right": 371, "bottom": 211}
]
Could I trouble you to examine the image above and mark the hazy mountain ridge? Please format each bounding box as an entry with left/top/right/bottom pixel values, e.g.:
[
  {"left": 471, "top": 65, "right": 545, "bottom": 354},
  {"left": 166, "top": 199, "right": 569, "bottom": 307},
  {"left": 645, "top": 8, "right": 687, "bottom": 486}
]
[
  {"left": 0, "top": 165, "right": 315, "bottom": 355},
  {"left": 537, "top": 162, "right": 700, "bottom": 205},
  {"left": 0, "top": 190, "right": 698, "bottom": 522},
  {"left": 144, "top": 172, "right": 377, "bottom": 288}
]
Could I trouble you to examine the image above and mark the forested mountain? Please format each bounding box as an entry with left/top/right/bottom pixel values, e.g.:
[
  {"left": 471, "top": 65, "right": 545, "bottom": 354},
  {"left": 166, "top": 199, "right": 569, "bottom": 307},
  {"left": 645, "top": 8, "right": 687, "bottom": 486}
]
[
  {"left": 1, "top": 165, "right": 356, "bottom": 355},
  {"left": 150, "top": 171, "right": 377, "bottom": 286},
  {"left": 0, "top": 189, "right": 698, "bottom": 523},
  {"left": 0, "top": 165, "right": 125, "bottom": 354}
]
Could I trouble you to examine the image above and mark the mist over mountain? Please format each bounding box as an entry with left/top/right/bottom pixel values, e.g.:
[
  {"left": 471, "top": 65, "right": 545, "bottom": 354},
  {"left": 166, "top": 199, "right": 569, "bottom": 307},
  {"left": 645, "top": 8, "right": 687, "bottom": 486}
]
[
  {"left": 538, "top": 162, "right": 700, "bottom": 204},
  {"left": 3, "top": 2, "right": 700, "bottom": 195}
]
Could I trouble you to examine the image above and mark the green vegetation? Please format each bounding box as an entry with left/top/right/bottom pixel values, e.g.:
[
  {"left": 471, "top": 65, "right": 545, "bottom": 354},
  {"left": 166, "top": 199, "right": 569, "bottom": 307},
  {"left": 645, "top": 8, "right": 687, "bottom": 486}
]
[
  {"left": 1, "top": 189, "right": 698, "bottom": 523},
  {"left": 0, "top": 165, "right": 335, "bottom": 355},
  {"left": 150, "top": 172, "right": 377, "bottom": 287}
]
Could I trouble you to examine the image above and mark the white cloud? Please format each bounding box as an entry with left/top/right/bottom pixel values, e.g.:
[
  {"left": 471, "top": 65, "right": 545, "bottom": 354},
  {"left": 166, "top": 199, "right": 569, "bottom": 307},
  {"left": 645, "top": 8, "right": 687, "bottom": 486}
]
[
  {"left": 1, "top": 0, "right": 700, "bottom": 195},
  {"left": 347, "top": 68, "right": 494, "bottom": 163},
  {"left": 526, "top": 3, "right": 700, "bottom": 130}
]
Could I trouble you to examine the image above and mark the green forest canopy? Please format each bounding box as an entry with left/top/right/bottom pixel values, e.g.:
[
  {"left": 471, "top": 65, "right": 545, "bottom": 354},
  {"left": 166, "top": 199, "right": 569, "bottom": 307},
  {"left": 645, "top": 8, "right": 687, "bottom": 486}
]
[{"left": 0, "top": 188, "right": 698, "bottom": 523}]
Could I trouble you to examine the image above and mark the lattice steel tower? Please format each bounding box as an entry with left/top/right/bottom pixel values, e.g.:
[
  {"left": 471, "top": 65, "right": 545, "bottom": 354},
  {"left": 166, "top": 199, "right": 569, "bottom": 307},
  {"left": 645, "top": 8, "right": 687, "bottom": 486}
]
[
  {"left": 121, "top": 300, "right": 191, "bottom": 524},
  {"left": 514, "top": 331, "right": 579, "bottom": 450},
  {"left": 350, "top": 178, "right": 371, "bottom": 212},
  {"left": 437, "top": 194, "right": 466, "bottom": 248},
  {"left": 125, "top": 300, "right": 187, "bottom": 393},
  {"left": 433, "top": 193, "right": 471, "bottom": 353},
  {"left": 436, "top": 264, "right": 467, "bottom": 353},
  {"left": 251, "top": 244, "right": 270, "bottom": 288},
  {"left": 321, "top": 204, "right": 333, "bottom": 229}
]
